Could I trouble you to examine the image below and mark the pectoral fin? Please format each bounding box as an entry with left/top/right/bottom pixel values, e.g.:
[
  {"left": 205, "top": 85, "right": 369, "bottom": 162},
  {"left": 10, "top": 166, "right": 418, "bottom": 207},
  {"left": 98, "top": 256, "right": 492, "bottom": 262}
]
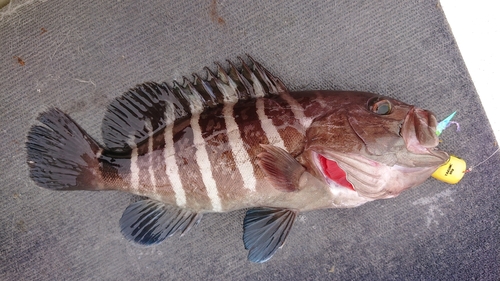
[
  {"left": 243, "top": 207, "right": 298, "bottom": 263},
  {"left": 257, "top": 144, "right": 305, "bottom": 192},
  {"left": 119, "top": 199, "right": 202, "bottom": 245}
]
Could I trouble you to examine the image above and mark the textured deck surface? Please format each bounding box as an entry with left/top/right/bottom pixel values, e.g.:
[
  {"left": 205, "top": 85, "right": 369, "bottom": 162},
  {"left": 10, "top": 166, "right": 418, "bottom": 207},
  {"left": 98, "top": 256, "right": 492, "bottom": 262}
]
[{"left": 0, "top": 1, "right": 498, "bottom": 280}]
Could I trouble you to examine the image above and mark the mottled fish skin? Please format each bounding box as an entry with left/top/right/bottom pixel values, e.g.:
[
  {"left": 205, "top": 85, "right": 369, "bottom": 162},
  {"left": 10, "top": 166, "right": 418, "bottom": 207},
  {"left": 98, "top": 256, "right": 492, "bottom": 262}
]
[
  {"left": 26, "top": 56, "right": 449, "bottom": 263},
  {"left": 94, "top": 90, "right": 447, "bottom": 212},
  {"left": 99, "top": 92, "right": 343, "bottom": 212}
]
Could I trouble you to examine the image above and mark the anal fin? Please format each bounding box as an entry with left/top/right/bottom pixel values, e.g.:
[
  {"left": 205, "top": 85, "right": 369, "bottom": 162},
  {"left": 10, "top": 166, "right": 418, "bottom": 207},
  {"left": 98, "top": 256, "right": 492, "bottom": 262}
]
[
  {"left": 243, "top": 207, "right": 298, "bottom": 263},
  {"left": 119, "top": 199, "right": 202, "bottom": 245}
]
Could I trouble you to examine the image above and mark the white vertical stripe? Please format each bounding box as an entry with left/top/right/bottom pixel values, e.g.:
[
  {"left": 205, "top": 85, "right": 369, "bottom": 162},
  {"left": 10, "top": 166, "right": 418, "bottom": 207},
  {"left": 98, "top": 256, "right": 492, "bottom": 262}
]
[
  {"left": 163, "top": 110, "right": 186, "bottom": 207},
  {"left": 256, "top": 98, "right": 286, "bottom": 150},
  {"left": 127, "top": 136, "right": 140, "bottom": 192},
  {"left": 223, "top": 102, "right": 257, "bottom": 192},
  {"left": 146, "top": 121, "right": 157, "bottom": 193},
  {"left": 314, "top": 92, "right": 329, "bottom": 109},
  {"left": 95, "top": 148, "right": 103, "bottom": 158},
  {"left": 280, "top": 92, "right": 313, "bottom": 128},
  {"left": 190, "top": 112, "right": 223, "bottom": 212}
]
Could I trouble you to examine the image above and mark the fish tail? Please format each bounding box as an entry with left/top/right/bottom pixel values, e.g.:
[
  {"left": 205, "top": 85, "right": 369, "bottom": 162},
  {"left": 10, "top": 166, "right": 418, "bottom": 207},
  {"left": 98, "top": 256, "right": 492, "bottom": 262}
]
[{"left": 26, "top": 108, "right": 103, "bottom": 191}]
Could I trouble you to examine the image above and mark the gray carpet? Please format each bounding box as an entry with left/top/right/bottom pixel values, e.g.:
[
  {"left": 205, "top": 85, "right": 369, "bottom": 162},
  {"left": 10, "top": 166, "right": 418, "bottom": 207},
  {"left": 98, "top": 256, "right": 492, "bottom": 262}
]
[{"left": 1, "top": 0, "right": 498, "bottom": 280}]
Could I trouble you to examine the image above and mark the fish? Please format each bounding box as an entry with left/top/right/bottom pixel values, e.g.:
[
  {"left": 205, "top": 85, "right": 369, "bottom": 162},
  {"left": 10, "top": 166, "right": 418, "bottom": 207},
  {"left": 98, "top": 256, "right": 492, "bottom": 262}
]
[{"left": 26, "top": 56, "right": 449, "bottom": 263}]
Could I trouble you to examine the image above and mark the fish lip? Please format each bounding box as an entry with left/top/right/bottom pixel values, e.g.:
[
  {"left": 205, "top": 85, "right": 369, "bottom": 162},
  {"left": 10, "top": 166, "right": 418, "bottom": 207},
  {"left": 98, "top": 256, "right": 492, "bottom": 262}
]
[
  {"left": 401, "top": 107, "right": 441, "bottom": 153},
  {"left": 312, "top": 151, "right": 357, "bottom": 193}
]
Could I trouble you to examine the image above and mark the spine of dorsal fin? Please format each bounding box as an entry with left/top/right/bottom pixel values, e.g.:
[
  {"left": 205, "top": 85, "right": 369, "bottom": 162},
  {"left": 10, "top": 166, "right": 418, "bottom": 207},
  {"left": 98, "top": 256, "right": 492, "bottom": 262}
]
[
  {"left": 247, "top": 56, "right": 287, "bottom": 95},
  {"left": 192, "top": 73, "right": 219, "bottom": 108},
  {"left": 175, "top": 56, "right": 286, "bottom": 109},
  {"left": 227, "top": 60, "right": 253, "bottom": 100},
  {"left": 186, "top": 56, "right": 287, "bottom": 104},
  {"left": 101, "top": 56, "right": 289, "bottom": 151}
]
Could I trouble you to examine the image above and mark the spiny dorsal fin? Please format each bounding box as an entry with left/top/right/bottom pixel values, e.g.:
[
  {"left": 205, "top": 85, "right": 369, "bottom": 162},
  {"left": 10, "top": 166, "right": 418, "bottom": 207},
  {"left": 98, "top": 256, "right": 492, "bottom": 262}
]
[{"left": 101, "top": 56, "right": 288, "bottom": 151}]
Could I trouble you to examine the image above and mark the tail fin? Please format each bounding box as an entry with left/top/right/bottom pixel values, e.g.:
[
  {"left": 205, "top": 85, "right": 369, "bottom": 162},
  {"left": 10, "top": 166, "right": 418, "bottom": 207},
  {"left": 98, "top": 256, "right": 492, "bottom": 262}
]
[{"left": 26, "top": 108, "right": 103, "bottom": 191}]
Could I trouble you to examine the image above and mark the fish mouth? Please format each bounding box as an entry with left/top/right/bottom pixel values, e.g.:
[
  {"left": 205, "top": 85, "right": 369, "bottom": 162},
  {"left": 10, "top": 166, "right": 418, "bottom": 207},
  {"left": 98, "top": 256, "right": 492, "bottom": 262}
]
[{"left": 400, "top": 107, "right": 440, "bottom": 154}]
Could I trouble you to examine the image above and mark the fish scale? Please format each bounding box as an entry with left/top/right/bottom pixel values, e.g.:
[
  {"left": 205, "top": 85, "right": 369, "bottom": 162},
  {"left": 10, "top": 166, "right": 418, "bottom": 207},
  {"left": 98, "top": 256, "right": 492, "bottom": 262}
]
[{"left": 26, "top": 56, "right": 450, "bottom": 263}]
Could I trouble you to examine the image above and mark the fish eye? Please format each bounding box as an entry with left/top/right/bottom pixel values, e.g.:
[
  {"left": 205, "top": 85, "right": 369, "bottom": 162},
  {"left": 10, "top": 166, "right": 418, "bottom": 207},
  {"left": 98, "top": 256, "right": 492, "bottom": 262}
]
[{"left": 367, "top": 98, "right": 392, "bottom": 115}]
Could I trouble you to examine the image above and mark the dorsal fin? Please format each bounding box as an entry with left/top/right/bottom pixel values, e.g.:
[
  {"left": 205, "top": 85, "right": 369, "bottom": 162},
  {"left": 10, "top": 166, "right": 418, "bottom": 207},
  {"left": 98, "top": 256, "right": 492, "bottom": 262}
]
[{"left": 101, "top": 56, "right": 288, "bottom": 151}]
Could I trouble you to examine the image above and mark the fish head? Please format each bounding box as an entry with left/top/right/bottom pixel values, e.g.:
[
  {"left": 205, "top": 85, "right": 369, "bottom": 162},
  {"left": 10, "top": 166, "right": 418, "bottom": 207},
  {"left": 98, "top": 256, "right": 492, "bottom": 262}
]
[{"left": 303, "top": 91, "right": 449, "bottom": 203}]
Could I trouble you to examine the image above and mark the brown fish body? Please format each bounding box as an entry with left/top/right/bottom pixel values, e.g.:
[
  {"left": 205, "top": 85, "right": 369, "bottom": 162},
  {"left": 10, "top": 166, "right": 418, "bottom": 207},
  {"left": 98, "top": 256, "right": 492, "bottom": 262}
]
[
  {"left": 26, "top": 57, "right": 448, "bottom": 262},
  {"left": 97, "top": 91, "right": 347, "bottom": 212},
  {"left": 95, "top": 90, "right": 445, "bottom": 212}
]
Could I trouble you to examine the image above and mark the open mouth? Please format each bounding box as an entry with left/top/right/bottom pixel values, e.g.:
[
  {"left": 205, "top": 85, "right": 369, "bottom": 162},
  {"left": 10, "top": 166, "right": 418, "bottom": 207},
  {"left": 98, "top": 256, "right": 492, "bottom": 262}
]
[{"left": 317, "top": 154, "right": 355, "bottom": 191}]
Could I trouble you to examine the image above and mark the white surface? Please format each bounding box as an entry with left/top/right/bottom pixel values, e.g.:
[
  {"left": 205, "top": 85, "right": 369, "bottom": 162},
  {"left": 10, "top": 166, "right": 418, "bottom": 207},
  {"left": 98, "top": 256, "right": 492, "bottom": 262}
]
[{"left": 441, "top": 1, "right": 500, "bottom": 142}]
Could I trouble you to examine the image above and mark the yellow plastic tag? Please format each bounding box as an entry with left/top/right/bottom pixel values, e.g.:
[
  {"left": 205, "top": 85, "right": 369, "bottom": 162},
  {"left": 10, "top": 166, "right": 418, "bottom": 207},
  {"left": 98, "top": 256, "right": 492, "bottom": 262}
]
[{"left": 432, "top": 155, "right": 466, "bottom": 184}]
